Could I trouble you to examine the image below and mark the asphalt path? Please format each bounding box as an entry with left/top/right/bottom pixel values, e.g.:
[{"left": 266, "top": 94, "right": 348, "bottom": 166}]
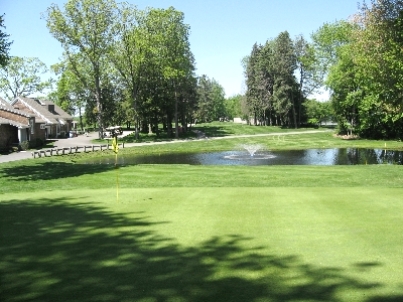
[{"left": 0, "top": 129, "right": 330, "bottom": 164}]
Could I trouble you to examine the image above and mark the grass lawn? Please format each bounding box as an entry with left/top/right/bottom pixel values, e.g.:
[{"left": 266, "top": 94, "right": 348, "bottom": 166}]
[
  {"left": 99, "top": 122, "right": 314, "bottom": 144},
  {"left": 1, "top": 129, "right": 403, "bottom": 302}
]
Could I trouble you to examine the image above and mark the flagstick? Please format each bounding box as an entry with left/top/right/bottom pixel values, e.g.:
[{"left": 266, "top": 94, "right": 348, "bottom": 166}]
[
  {"left": 108, "top": 127, "right": 122, "bottom": 204},
  {"left": 113, "top": 136, "right": 119, "bottom": 202},
  {"left": 114, "top": 136, "right": 119, "bottom": 203},
  {"left": 116, "top": 158, "right": 119, "bottom": 203}
]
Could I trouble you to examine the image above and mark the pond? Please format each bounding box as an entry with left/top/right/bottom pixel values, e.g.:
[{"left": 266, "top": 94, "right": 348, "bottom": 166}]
[{"left": 83, "top": 148, "right": 403, "bottom": 166}]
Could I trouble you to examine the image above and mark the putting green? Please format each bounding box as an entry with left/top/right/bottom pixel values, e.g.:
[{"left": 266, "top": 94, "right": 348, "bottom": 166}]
[{"left": 1, "top": 187, "right": 403, "bottom": 301}]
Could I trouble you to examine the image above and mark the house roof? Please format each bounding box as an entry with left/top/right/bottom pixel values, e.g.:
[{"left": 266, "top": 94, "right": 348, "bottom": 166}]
[
  {"left": 0, "top": 97, "right": 14, "bottom": 110},
  {"left": 0, "top": 116, "right": 29, "bottom": 128},
  {"left": 0, "top": 97, "right": 33, "bottom": 120},
  {"left": 0, "top": 97, "right": 30, "bottom": 128},
  {"left": 11, "top": 97, "right": 73, "bottom": 125}
]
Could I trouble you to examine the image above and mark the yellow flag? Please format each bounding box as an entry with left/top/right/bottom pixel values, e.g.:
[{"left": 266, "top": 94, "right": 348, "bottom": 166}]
[{"left": 112, "top": 136, "right": 119, "bottom": 154}]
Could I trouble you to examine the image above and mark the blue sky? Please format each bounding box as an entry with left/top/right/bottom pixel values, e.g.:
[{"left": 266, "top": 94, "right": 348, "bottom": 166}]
[{"left": 2, "top": 0, "right": 359, "bottom": 98}]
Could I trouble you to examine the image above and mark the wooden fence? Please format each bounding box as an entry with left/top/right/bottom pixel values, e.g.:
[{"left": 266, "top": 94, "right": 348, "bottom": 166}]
[{"left": 31, "top": 143, "right": 124, "bottom": 158}]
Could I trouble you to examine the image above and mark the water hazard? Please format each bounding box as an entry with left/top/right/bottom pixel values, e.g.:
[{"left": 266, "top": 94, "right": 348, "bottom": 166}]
[{"left": 83, "top": 148, "right": 403, "bottom": 166}]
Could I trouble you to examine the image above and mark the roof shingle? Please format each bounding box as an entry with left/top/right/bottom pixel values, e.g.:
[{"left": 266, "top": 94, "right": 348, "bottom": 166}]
[{"left": 11, "top": 97, "right": 73, "bottom": 124}]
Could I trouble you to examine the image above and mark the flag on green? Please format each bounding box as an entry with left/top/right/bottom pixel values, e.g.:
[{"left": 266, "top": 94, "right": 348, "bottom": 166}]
[{"left": 112, "top": 136, "right": 118, "bottom": 154}]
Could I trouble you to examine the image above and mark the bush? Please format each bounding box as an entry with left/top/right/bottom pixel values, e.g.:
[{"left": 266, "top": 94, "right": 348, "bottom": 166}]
[{"left": 19, "top": 141, "right": 30, "bottom": 151}]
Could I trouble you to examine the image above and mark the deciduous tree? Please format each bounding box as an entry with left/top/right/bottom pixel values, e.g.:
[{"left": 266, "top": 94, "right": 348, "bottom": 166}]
[
  {"left": 0, "top": 14, "right": 12, "bottom": 68},
  {"left": 195, "top": 75, "right": 225, "bottom": 122},
  {"left": 44, "top": 0, "right": 118, "bottom": 138},
  {"left": 312, "top": 21, "right": 361, "bottom": 135},
  {"left": 304, "top": 99, "right": 333, "bottom": 126},
  {"left": 224, "top": 95, "right": 243, "bottom": 120},
  {"left": 352, "top": 0, "right": 403, "bottom": 137},
  {"left": 294, "top": 35, "right": 319, "bottom": 125},
  {"left": 0, "top": 56, "right": 52, "bottom": 101},
  {"left": 50, "top": 58, "right": 92, "bottom": 130}
]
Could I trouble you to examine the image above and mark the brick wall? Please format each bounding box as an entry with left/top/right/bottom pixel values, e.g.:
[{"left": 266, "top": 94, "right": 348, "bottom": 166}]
[
  {"left": 0, "top": 112, "right": 46, "bottom": 149},
  {"left": 31, "top": 124, "right": 46, "bottom": 142}
]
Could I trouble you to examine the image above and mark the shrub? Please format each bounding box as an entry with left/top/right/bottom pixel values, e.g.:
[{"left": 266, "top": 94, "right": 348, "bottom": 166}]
[{"left": 19, "top": 141, "right": 30, "bottom": 151}]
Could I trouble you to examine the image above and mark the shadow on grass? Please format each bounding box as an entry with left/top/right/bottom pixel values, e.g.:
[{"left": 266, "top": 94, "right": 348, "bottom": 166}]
[
  {"left": 117, "top": 129, "right": 198, "bottom": 144},
  {"left": 0, "top": 197, "right": 401, "bottom": 302},
  {"left": 0, "top": 161, "right": 113, "bottom": 181},
  {"left": 193, "top": 125, "right": 234, "bottom": 138}
]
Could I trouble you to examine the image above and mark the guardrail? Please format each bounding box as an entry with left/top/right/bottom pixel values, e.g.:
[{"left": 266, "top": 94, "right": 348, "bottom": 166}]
[{"left": 31, "top": 143, "right": 124, "bottom": 158}]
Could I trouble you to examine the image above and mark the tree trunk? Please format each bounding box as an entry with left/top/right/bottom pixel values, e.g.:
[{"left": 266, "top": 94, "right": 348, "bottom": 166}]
[
  {"left": 292, "top": 101, "right": 298, "bottom": 129},
  {"left": 78, "top": 107, "right": 84, "bottom": 130},
  {"left": 167, "top": 113, "right": 173, "bottom": 137},
  {"left": 298, "top": 69, "right": 303, "bottom": 127},
  {"left": 141, "top": 120, "right": 148, "bottom": 133},
  {"left": 269, "top": 109, "right": 272, "bottom": 126},
  {"left": 94, "top": 66, "right": 103, "bottom": 139},
  {"left": 153, "top": 115, "right": 159, "bottom": 136},
  {"left": 96, "top": 96, "right": 103, "bottom": 139},
  {"left": 132, "top": 91, "right": 139, "bottom": 140},
  {"left": 175, "top": 92, "right": 179, "bottom": 138}
]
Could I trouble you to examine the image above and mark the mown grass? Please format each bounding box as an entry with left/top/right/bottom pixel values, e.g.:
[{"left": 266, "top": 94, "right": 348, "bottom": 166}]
[
  {"left": 1, "top": 163, "right": 403, "bottom": 193},
  {"left": 2, "top": 187, "right": 403, "bottom": 301},
  {"left": 94, "top": 122, "right": 332, "bottom": 144},
  {"left": 86, "top": 128, "right": 403, "bottom": 160},
  {"left": 1, "top": 126, "right": 403, "bottom": 302},
  {"left": 191, "top": 122, "right": 314, "bottom": 137}
]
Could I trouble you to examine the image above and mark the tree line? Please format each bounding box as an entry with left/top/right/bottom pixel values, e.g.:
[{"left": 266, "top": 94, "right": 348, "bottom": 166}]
[
  {"left": 1, "top": 0, "right": 233, "bottom": 139},
  {"left": 44, "top": 1, "right": 198, "bottom": 139},
  {"left": 243, "top": 32, "right": 318, "bottom": 128},
  {"left": 316, "top": 0, "right": 403, "bottom": 139},
  {"left": 243, "top": 0, "right": 403, "bottom": 139},
  {"left": 2, "top": 0, "right": 403, "bottom": 139}
]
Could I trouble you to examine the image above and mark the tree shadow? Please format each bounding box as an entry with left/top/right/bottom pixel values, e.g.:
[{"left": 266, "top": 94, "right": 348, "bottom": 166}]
[
  {"left": 193, "top": 125, "right": 235, "bottom": 138},
  {"left": 0, "top": 161, "right": 113, "bottom": 181},
  {"left": 1, "top": 197, "right": 401, "bottom": 302}
]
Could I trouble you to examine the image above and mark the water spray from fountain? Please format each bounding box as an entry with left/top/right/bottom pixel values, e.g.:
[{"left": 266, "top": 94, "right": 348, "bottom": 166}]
[{"left": 242, "top": 144, "right": 264, "bottom": 157}]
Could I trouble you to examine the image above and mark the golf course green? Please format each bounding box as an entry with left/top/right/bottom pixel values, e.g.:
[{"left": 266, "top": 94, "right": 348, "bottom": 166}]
[{"left": 1, "top": 127, "right": 403, "bottom": 302}]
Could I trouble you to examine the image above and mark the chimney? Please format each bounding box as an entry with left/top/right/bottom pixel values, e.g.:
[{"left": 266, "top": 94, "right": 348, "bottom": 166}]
[{"left": 48, "top": 104, "right": 55, "bottom": 113}]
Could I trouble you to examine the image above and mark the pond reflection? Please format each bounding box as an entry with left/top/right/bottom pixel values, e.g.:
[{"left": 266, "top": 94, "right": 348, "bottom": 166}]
[{"left": 83, "top": 148, "right": 403, "bottom": 166}]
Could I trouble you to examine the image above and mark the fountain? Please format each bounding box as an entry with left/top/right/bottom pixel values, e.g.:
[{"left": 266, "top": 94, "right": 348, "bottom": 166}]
[
  {"left": 222, "top": 144, "right": 276, "bottom": 161},
  {"left": 241, "top": 144, "right": 264, "bottom": 157}
]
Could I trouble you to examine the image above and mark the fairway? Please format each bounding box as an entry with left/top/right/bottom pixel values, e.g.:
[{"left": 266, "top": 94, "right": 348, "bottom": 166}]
[
  {"left": 2, "top": 186, "right": 403, "bottom": 301},
  {"left": 1, "top": 130, "right": 403, "bottom": 301}
]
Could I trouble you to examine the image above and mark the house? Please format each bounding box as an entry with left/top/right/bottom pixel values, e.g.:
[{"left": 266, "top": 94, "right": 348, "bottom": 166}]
[
  {"left": 0, "top": 97, "right": 35, "bottom": 149},
  {"left": 11, "top": 97, "right": 74, "bottom": 139},
  {"left": 0, "top": 97, "right": 73, "bottom": 150}
]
